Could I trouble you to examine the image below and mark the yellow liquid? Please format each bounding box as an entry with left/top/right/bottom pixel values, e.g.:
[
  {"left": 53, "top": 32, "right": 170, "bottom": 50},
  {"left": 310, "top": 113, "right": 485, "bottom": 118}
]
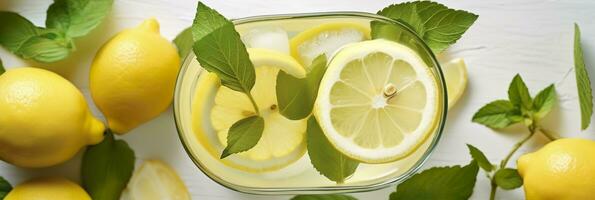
[{"left": 175, "top": 16, "right": 445, "bottom": 191}]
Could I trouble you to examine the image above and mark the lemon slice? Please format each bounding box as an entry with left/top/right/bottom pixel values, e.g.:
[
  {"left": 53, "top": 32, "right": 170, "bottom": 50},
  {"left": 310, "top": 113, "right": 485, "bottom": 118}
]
[
  {"left": 290, "top": 22, "right": 370, "bottom": 69},
  {"left": 314, "top": 39, "right": 440, "bottom": 163},
  {"left": 121, "top": 160, "right": 190, "bottom": 200},
  {"left": 196, "top": 48, "right": 308, "bottom": 171},
  {"left": 443, "top": 58, "right": 468, "bottom": 109}
]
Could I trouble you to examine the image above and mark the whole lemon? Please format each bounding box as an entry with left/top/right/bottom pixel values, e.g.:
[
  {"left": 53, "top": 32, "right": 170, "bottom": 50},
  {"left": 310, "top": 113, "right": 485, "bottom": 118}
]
[
  {"left": 517, "top": 138, "right": 595, "bottom": 200},
  {"left": 4, "top": 177, "right": 91, "bottom": 200},
  {"left": 90, "top": 18, "right": 180, "bottom": 134},
  {"left": 0, "top": 68, "right": 105, "bottom": 168}
]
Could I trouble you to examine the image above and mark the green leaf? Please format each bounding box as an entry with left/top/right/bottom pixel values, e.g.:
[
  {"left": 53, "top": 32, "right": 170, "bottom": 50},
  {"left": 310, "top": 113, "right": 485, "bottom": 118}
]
[
  {"left": 277, "top": 54, "right": 327, "bottom": 120},
  {"left": 0, "top": 12, "right": 71, "bottom": 63},
  {"left": 466, "top": 144, "right": 493, "bottom": 172},
  {"left": 494, "top": 168, "right": 523, "bottom": 190},
  {"left": 508, "top": 74, "right": 533, "bottom": 111},
  {"left": 173, "top": 27, "right": 193, "bottom": 60},
  {"left": 221, "top": 116, "right": 265, "bottom": 158},
  {"left": 472, "top": 100, "right": 519, "bottom": 128},
  {"left": 307, "top": 117, "right": 359, "bottom": 183},
  {"left": 82, "top": 130, "right": 135, "bottom": 200},
  {"left": 192, "top": 2, "right": 231, "bottom": 42},
  {"left": 0, "top": 58, "right": 5, "bottom": 75},
  {"left": 574, "top": 24, "right": 593, "bottom": 130},
  {"left": 0, "top": 176, "right": 12, "bottom": 199},
  {"left": 192, "top": 3, "right": 255, "bottom": 93},
  {"left": 376, "top": 1, "right": 478, "bottom": 53},
  {"left": 390, "top": 161, "right": 479, "bottom": 200},
  {"left": 291, "top": 194, "right": 357, "bottom": 200},
  {"left": 532, "top": 84, "right": 556, "bottom": 119},
  {"left": 46, "top": 0, "right": 114, "bottom": 38}
]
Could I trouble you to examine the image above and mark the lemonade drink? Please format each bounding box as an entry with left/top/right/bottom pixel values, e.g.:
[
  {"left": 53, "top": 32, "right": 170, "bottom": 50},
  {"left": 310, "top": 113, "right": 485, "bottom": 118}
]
[{"left": 174, "top": 13, "right": 447, "bottom": 194}]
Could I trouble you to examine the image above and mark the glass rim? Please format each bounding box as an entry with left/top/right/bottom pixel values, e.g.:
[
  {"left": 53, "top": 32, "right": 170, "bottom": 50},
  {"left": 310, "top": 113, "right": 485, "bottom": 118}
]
[{"left": 173, "top": 11, "right": 449, "bottom": 195}]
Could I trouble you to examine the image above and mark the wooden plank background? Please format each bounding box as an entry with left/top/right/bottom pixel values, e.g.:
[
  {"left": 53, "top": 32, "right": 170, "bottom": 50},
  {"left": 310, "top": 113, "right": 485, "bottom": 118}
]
[{"left": 1, "top": 0, "right": 594, "bottom": 199}]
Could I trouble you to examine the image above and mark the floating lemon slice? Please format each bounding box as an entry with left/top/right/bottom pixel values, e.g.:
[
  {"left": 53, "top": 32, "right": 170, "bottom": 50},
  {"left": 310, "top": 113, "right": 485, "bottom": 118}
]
[
  {"left": 314, "top": 39, "right": 440, "bottom": 163},
  {"left": 121, "top": 160, "right": 190, "bottom": 200},
  {"left": 290, "top": 22, "right": 370, "bottom": 69},
  {"left": 443, "top": 58, "right": 468, "bottom": 109},
  {"left": 193, "top": 48, "right": 308, "bottom": 172}
]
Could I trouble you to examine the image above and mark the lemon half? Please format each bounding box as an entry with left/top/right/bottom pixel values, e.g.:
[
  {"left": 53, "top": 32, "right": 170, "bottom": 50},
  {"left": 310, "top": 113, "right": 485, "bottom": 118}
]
[
  {"left": 443, "top": 58, "right": 468, "bottom": 109},
  {"left": 121, "top": 160, "right": 190, "bottom": 200},
  {"left": 314, "top": 39, "right": 440, "bottom": 163}
]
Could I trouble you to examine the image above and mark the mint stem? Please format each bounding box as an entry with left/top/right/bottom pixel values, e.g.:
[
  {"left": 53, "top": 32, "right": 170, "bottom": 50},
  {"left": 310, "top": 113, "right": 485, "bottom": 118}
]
[
  {"left": 246, "top": 92, "right": 260, "bottom": 115},
  {"left": 538, "top": 128, "right": 559, "bottom": 141},
  {"left": 490, "top": 125, "right": 536, "bottom": 200},
  {"left": 489, "top": 182, "right": 497, "bottom": 200}
]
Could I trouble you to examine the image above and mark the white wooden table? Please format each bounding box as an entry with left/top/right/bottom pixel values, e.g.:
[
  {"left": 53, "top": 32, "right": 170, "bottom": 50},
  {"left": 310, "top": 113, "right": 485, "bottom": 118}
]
[{"left": 1, "top": 0, "right": 595, "bottom": 199}]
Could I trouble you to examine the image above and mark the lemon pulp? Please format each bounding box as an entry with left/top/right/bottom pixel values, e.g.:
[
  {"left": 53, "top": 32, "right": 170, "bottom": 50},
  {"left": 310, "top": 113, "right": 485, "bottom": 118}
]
[{"left": 315, "top": 39, "right": 440, "bottom": 163}]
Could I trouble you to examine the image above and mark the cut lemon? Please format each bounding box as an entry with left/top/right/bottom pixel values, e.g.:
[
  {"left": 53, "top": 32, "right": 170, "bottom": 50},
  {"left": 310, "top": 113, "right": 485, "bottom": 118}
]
[
  {"left": 193, "top": 48, "right": 308, "bottom": 172},
  {"left": 121, "top": 160, "right": 190, "bottom": 200},
  {"left": 443, "top": 58, "right": 468, "bottom": 109},
  {"left": 290, "top": 22, "right": 370, "bottom": 69},
  {"left": 315, "top": 39, "right": 440, "bottom": 163}
]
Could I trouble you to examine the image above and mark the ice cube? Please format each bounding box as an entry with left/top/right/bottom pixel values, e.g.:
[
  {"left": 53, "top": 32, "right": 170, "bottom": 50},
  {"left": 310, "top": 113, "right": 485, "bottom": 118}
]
[{"left": 241, "top": 26, "right": 290, "bottom": 54}]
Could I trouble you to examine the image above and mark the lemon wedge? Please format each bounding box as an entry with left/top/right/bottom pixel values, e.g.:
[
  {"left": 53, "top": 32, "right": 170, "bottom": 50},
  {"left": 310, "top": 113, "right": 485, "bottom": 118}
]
[
  {"left": 121, "top": 160, "right": 190, "bottom": 200},
  {"left": 443, "top": 58, "right": 468, "bottom": 109},
  {"left": 193, "top": 48, "right": 308, "bottom": 172},
  {"left": 290, "top": 22, "right": 370, "bottom": 69},
  {"left": 314, "top": 39, "right": 440, "bottom": 163}
]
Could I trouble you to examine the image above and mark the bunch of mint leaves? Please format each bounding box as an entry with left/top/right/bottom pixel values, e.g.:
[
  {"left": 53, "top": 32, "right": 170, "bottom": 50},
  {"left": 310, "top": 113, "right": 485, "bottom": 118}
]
[
  {"left": 0, "top": 0, "right": 114, "bottom": 63},
  {"left": 190, "top": 2, "right": 329, "bottom": 164}
]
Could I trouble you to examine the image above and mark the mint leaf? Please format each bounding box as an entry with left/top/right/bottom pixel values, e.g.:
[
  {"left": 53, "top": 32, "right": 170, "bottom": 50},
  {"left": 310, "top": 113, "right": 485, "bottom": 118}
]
[
  {"left": 376, "top": 1, "right": 478, "bottom": 53},
  {"left": 173, "top": 27, "right": 193, "bottom": 60},
  {"left": 494, "top": 168, "right": 523, "bottom": 190},
  {"left": 0, "top": 12, "right": 70, "bottom": 63},
  {"left": 192, "top": 3, "right": 255, "bottom": 93},
  {"left": 472, "top": 100, "right": 519, "bottom": 128},
  {"left": 277, "top": 54, "right": 327, "bottom": 120},
  {"left": 291, "top": 194, "right": 357, "bottom": 200},
  {"left": 508, "top": 74, "right": 532, "bottom": 111},
  {"left": 307, "top": 117, "right": 359, "bottom": 183},
  {"left": 466, "top": 144, "right": 493, "bottom": 172},
  {"left": 0, "top": 58, "right": 5, "bottom": 75},
  {"left": 574, "top": 24, "right": 593, "bottom": 130},
  {"left": 192, "top": 2, "right": 231, "bottom": 42},
  {"left": 532, "top": 84, "right": 556, "bottom": 119},
  {"left": 221, "top": 116, "right": 265, "bottom": 159},
  {"left": 390, "top": 161, "right": 479, "bottom": 200},
  {"left": 0, "top": 176, "right": 12, "bottom": 199},
  {"left": 46, "top": 0, "right": 114, "bottom": 38},
  {"left": 82, "top": 130, "right": 135, "bottom": 200}
]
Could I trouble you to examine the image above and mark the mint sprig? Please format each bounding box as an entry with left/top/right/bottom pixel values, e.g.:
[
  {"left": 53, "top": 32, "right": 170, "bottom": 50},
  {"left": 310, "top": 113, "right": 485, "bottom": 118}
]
[
  {"left": 472, "top": 74, "right": 559, "bottom": 199},
  {"left": 192, "top": 2, "right": 264, "bottom": 158},
  {"left": 375, "top": 1, "right": 478, "bottom": 53},
  {"left": 307, "top": 117, "right": 359, "bottom": 183},
  {"left": 0, "top": 176, "right": 11, "bottom": 199},
  {"left": 0, "top": 0, "right": 113, "bottom": 63},
  {"left": 276, "top": 54, "right": 327, "bottom": 120},
  {"left": 573, "top": 23, "right": 593, "bottom": 130},
  {"left": 81, "top": 130, "right": 135, "bottom": 200}
]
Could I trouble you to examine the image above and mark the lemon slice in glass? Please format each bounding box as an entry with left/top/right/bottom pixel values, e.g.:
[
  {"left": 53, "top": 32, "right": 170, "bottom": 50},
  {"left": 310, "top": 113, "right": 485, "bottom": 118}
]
[
  {"left": 290, "top": 22, "right": 370, "bottom": 69},
  {"left": 121, "top": 160, "right": 190, "bottom": 200},
  {"left": 443, "top": 58, "right": 468, "bottom": 109},
  {"left": 314, "top": 39, "right": 440, "bottom": 163},
  {"left": 195, "top": 48, "right": 308, "bottom": 172}
]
